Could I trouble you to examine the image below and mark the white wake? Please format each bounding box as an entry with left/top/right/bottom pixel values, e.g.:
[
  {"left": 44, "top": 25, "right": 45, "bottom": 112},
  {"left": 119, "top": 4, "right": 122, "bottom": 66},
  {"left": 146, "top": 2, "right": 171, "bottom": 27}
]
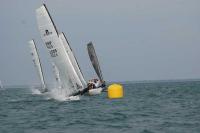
[
  {"left": 30, "top": 86, "right": 42, "bottom": 95},
  {"left": 30, "top": 86, "right": 80, "bottom": 101},
  {"left": 44, "top": 88, "right": 80, "bottom": 101}
]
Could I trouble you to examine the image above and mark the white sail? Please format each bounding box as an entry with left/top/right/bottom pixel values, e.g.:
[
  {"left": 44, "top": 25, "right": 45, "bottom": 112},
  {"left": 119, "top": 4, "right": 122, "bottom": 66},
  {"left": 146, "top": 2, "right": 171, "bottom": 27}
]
[
  {"left": 29, "top": 40, "right": 47, "bottom": 92},
  {"left": 36, "top": 4, "right": 81, "bottom": 96},
  {"left": 0, "top": 80, "right": 3, "bottom": 89},
  {"left": 52, "top": 62, "right": 62, "bottom": 89},
  {"left": 59, "top": 33, "right": 87, "bottom": 89}
]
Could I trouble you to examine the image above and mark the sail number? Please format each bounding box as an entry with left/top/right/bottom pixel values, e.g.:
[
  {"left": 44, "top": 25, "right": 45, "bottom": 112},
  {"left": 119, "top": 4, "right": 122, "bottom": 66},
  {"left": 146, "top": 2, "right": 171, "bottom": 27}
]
[
  {"left": 50, "top": 49, "right": 58, "bottom": 57},
  {"left": 45, "top": 41, "right": 53, "bottom": 49},
  {"left": 45, "top": 41, "right": 58, "bottom": 57}
]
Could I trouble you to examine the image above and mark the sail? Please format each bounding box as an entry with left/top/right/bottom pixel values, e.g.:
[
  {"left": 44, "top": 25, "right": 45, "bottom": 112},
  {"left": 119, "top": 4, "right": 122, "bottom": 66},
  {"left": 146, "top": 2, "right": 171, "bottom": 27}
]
[
  {"left": 59, "top": 32, "right": 87, "bottom": 88},
  {"left": 87, "top": 42, "right": 103, "bottom": 82},
  {"left": 52, "top": 62, "right": 62, "bottom": 89},
  {"left": 28, "top": 40, "right": 47, "bottom": 92},
  {"left": 36, "top": 4, "right": 81, "bottom": 96},
  {"left": 0, "top": 80, "right": 3, "bottom": 89}
]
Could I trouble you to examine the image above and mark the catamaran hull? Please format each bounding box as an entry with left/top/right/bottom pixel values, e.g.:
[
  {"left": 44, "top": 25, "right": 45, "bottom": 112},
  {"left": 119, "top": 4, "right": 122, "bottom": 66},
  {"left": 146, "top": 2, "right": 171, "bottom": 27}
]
[{"left": 88, "top": 87, "right": 103, "bottom": 95}]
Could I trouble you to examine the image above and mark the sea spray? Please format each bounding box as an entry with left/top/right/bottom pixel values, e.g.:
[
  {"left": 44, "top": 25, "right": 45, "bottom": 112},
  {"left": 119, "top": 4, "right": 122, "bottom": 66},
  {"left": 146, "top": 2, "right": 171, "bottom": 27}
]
[
  {"left": 30, "top": 86, "right": 42, "bottom": 95},
  {"left": 43, "top": 87, "right": 80, "bottom": 101}
]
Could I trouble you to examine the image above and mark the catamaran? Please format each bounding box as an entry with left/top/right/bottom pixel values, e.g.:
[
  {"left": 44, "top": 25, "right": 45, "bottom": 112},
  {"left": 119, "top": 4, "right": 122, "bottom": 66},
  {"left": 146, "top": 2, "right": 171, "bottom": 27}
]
[
  {"left": 36, "top": 4, "right": 105, "bottom": 98},
  {"left": 28, "top": 40, "right": 47, "bottom": 93},
  {"left": 36, "top": 4, "right": 84, "bottom": 99}
]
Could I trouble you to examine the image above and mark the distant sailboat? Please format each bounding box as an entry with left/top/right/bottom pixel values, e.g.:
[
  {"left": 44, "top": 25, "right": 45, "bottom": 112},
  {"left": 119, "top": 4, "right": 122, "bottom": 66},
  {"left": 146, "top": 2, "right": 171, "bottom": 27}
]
[
  {"left": 36, "top": 4, "right": 81, "bottom": 98},
  {"left": 0, "top": 80, "right": 3, "bottom": 89},
  {"left": 28, "top": 39, "right": 47, "bottom": 93}
]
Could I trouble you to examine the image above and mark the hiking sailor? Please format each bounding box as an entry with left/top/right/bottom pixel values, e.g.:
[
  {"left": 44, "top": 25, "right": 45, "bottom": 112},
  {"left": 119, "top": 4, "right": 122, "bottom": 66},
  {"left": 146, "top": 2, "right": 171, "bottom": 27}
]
[{"left": 71, "top": 78, "right": 105, "bottom": 96}]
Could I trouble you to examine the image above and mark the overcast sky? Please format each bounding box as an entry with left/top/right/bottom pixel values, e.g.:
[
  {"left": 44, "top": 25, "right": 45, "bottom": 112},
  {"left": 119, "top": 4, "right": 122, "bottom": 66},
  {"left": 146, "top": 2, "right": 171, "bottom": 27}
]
[{"left": 0, "top": 0, "right": 200, "bottom": 85}]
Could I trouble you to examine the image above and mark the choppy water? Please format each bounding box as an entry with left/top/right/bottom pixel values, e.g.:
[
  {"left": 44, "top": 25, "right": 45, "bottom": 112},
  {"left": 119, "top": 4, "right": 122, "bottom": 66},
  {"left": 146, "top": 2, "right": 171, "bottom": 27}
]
[{"left": 0, "top": 81, "right": 200, "bottom": 133}]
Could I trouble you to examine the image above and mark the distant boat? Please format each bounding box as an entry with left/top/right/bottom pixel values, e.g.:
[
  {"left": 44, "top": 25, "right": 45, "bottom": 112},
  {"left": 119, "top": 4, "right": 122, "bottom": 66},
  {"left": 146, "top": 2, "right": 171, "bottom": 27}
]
[
  {"left": 28, "top": 39, "right": 47, "bottom": 93},
  {"left": 0, "top": 80, "right": 3, "bottom": 89},
  {"left": 36, "top": 4, "right": 83, "bottom": 98}
]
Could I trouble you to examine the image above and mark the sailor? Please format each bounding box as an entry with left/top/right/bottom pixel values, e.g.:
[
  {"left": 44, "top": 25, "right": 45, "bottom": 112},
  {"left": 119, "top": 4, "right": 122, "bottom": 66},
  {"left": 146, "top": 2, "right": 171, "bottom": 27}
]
[
  {"left": 71, "top": 78, "right": 105, "bottom": 96},
  {"left": 87, "top": 79, "right": 95, "bottom": 90},
  {"left": 71, "top": 80, "right": 94, "bottom": 96},
  {"left": 93, "top": 79, "right": 101, "bottom": 88},
  {"left": 89, "top": 78, "right": 106, "bottom": 89},
  {"left": 88, "top": 83, "right": 95, "bottom": 90}
]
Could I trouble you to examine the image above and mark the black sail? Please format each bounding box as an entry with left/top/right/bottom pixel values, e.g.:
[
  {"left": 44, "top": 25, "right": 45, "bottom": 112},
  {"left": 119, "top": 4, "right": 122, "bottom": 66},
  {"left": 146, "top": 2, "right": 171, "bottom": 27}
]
[{"left": 87, "top": 42, "right": 103, "bottom": 82}]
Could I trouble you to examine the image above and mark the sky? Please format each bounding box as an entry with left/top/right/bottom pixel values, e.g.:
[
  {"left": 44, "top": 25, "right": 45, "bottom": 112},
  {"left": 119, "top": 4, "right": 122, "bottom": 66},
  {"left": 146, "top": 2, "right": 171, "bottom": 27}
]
[{"left": 0, "top": 0, "right": 200, "bottom": 85}]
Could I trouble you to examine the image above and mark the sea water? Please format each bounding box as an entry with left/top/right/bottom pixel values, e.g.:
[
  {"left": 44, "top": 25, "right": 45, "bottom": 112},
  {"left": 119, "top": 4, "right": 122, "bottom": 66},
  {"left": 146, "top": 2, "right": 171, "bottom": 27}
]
[{"left": 0, "top": 81, "right": 200, "bottom": 133}]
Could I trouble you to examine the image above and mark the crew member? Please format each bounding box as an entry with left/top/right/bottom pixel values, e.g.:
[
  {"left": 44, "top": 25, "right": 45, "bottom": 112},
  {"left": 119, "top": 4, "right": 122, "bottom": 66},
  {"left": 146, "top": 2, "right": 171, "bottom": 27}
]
[{"left": 71, "top": 78, "right": 105, "bottom": 96}]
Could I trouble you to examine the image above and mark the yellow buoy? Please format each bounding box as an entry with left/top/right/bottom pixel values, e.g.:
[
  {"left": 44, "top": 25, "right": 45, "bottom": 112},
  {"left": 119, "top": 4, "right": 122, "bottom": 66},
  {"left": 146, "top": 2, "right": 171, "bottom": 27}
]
[{"left": 108, "top": 84, "right": 124, "bottom": 99}]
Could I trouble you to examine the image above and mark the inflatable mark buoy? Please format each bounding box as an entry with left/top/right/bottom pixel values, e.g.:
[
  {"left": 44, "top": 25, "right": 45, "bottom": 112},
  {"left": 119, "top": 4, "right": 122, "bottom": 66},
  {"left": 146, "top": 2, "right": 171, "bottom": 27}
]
[{"left": 108, "top": 84, "right": 124, "bottom": 99}]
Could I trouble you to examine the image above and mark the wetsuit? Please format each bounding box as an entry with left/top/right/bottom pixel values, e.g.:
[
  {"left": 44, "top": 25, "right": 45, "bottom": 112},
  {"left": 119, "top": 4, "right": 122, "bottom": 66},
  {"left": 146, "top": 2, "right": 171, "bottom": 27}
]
[
  {"left": 71, "top": 81, "right": 106, "bottom": 96},
  {"left": 71, "top": 87, "right": 89, "bottom": 96}
]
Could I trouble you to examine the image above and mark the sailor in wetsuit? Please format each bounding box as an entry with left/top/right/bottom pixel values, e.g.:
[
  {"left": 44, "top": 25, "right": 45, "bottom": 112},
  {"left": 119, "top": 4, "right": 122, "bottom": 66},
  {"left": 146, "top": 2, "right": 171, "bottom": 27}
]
[{"left": 71, "top": 79, "right": 105, "bottom": 96}]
